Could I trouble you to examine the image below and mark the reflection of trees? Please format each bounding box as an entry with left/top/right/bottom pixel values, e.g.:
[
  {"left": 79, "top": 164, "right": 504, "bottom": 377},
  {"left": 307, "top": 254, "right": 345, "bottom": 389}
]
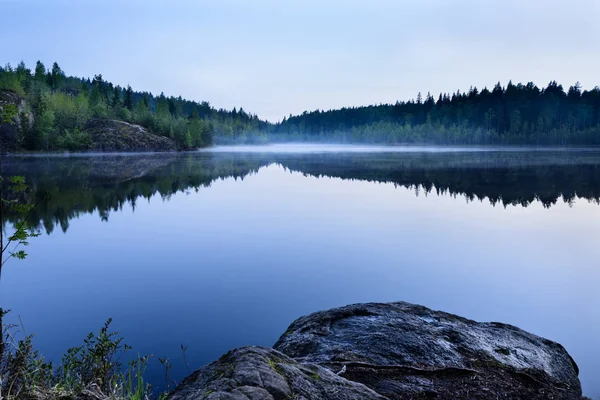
[
  {"left": 2, "top": 150, "right": 600, "bottom": 233},
  {"left": 277, "top": 152, "right": 600, "bottom": 208},
  {"left": 1, "top": 154, "right": 264, "bottom": 233}
]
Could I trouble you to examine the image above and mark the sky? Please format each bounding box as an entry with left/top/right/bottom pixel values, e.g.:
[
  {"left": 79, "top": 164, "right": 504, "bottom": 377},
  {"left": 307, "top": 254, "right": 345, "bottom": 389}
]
[{"left": 1, "top": 0, "right": 599, "bottom": 121}]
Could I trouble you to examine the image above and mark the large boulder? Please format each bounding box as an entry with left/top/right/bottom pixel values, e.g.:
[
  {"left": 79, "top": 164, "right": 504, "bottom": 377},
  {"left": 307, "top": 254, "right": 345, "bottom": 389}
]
[
  {"left": 170, "top": 302, "right": 583, "bottom": 399},
  {"left": 274, "top": 302, "right": 582, "bottom": 399},
  {"left": 86, "top": 119, "right": 177, "bottom": 152}
]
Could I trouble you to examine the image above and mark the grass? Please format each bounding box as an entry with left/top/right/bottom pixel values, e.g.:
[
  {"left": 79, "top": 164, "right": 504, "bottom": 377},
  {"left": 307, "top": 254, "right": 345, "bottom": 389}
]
[{"left": 0, "top": 312, "right": 164, "bottom": 400}]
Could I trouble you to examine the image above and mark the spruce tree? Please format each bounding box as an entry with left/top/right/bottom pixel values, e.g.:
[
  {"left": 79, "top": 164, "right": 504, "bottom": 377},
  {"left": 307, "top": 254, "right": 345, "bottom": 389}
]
[
  {"left": 50, "top": 62, "right": 64, "bottom": 90},
  {"left": 112, "top": 86, "right": 121, "bottom": 109},
  {"left": 124, "top": 85, "right": 134, "bottom": 110},
  {"left": 34, "top": 61, "right": 46, "bottom": 81}
]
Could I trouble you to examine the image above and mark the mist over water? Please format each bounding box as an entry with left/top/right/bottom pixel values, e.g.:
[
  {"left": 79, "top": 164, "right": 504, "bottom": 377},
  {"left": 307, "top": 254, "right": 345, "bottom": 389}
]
[
  {"left": 205, "top": 144, "right": 498, "bottom": 153},
  {"left": 204, "top": 143, "right": 600, "bottom": 154},
  {"left": 1, "top": 145, "right": 600, "bottom": 398}
]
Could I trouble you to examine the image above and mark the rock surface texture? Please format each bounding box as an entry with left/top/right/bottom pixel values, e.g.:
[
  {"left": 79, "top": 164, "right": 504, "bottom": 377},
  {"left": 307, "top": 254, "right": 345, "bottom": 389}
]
[
  {"left": 86, "top": 119, "right": 177, "bottom": 152},
  {"left": 169, "top": 347, "right": 387, "bottom": 400},
  {"left": 169, "top": 302, "right": 583, "bottom": 399}
]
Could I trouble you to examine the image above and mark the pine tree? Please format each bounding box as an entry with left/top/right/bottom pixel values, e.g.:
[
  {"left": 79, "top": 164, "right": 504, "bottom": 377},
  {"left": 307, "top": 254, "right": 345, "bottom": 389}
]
[
  {"left": 112, "top": 86, "right": 121, "bottom": 109},
  {"left": 124, "top": 85, "right": 134, "bottom": 110},
  {"left": 50, "top": 62, "right": 64, "bottom": 90},
  {"left": 34, "top": 61, "right": 46, "bottom": 81}
]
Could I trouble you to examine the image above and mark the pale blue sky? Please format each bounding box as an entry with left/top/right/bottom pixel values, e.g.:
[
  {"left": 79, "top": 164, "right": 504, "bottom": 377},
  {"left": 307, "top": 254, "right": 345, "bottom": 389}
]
[{"left": 1, "top": 0, "right": 599, "bottom": 121}]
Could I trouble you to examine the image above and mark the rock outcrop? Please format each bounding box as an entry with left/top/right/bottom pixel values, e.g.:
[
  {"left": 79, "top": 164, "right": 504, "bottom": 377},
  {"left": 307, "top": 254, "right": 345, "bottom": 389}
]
[
  {"left": 1, "top": 90, "right": 177, "bottom": 153},
  {"left": 169, "top": 347, "right": 387, "bottom": 400},
  {"left": 0, "top": 90, "right": 33, "bottom": 152},
  {"left": 169, "top": 302, "right": 583, "bottom": 399},
  {"left": 274, "top": 302, "right": 582, "bottom": 399},
  {"left": 86, "top": 119, "right": 177, "bottom": 152}
]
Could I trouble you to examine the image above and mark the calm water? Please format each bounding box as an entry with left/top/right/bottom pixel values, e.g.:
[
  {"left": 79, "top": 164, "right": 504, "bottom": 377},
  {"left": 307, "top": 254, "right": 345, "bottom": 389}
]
[{"left": 1, "top": 145, "right": 600, "bottom": 398}]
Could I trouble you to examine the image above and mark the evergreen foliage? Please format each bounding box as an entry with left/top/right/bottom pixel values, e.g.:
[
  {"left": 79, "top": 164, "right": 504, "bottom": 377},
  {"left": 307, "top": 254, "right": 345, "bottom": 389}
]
[
  {"left": 0, "top": 61, "right": 267, "bottom": 151},
  {"left": 3, "top": 60, "right": 600, "bottom": 149},
  {"left": 274, "top": 81, "right": 600, "bottom": 145}
]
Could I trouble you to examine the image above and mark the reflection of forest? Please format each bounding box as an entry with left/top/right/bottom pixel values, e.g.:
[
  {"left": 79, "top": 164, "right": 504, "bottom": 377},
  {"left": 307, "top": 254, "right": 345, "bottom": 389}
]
[{"left": 3, "top": 150, "right": 600, "bottom": 233}]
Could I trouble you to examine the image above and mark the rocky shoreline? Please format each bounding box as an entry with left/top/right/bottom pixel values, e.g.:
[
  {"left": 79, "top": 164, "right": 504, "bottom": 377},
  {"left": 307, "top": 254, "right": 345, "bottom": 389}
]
[
  {"left": 169, "top": 302, "right": 584, "bottom": 400},
  {"left": 83, "top": 118, "right": 178, "bottom": 152},
  {"left": 1, "top": 89, "right": 179, "bottom": 153}
]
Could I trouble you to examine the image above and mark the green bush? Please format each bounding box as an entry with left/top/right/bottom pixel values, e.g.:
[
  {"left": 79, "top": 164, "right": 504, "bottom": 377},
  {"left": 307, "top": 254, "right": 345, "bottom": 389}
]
[
  {"left": 116, "top": 107, "right": 132, "bottom": 122},
  {"left": 0, "top": 71, "right": 25, "bottom": 96},
  {"left": 1, "top": 315, "right": 155, "bottom": 399},
  {"left": 56, "top": 129, "right": 91, "bottom": 151},
  {"left": 47, "top": 92, "right": 91, "bottom": 131}
]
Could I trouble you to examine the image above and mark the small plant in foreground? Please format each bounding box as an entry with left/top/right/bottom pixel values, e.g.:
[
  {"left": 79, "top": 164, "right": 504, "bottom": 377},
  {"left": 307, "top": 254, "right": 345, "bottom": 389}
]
[
  {"left": 0, "top": 315, "right": 159, "bottom": 399},
  {"left": 0, "top": 176, "right": 179, "bottom": 399},
  {"left": 0, "top": 175, "right": 42, "bottom": 270}
]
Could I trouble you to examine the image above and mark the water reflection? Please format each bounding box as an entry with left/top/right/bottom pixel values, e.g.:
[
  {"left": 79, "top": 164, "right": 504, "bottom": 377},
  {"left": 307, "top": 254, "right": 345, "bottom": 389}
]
[
  {"left": 1, "top": 147, "right": 599, "bottom": 398},
  {"left": 3, "top": 148, "right": 600, "bottom": 232}
]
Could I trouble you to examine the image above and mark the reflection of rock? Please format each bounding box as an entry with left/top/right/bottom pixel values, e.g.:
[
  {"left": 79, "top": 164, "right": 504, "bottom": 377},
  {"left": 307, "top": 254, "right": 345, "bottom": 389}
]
[
  {"left": 71, "top": 154, "right": 179, "bottom": 184},
  {"left": 86, "top": 119, "right": 177, "bottom": 152},
  {"left": 4, "top": 150, "right": 600, "bottom": 234},
  {"left": 3, "top": 153, "right": 179, "bottom": 183},
  {"left": 170, "top": 302, "right": 583, "bottom": 399}
]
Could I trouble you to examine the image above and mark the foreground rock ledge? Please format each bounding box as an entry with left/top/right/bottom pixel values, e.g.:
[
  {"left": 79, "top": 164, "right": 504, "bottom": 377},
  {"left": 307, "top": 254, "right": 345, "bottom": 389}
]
[{"left": 169, "top": 302, "right": 583, "bottom": 399}]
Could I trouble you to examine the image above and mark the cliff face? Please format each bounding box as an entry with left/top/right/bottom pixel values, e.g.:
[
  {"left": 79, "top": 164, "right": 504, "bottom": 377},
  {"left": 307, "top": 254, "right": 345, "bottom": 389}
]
[{"left": 169, "top": 302, "right": 583, "bottom": 400}]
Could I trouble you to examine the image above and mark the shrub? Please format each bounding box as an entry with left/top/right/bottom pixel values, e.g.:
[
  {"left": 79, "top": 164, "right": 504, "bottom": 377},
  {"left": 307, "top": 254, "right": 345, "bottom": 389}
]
[
  {"left": 56, "top": 129, "right": 91, "bottom": 151},
  {"left": 1, "top": 315, "right": 155, "bottom": 399}
]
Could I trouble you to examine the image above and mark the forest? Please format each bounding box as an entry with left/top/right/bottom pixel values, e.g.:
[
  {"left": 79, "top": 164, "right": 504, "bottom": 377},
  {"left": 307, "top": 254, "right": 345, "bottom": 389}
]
[
  {"left": 0, "top": 61, "right": 268, "bottom": 151},
  {"left": 2, "top": 60, "right": 600, "bottom": 150},
  {"left": 274, "top": 81, "right": 600, "bottom": 145}
]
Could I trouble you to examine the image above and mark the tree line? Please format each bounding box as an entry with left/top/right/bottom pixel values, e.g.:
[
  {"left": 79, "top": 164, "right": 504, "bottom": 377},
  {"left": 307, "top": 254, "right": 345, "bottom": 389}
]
[
  {"left": 3, "top": 60, "right": 600, "bottom": 149},
  {"left": 0, "top": 61, "right": 268, "bottom": 151},
  {"left": 273, "top": 81, "right": 600, "bottom": 145}
]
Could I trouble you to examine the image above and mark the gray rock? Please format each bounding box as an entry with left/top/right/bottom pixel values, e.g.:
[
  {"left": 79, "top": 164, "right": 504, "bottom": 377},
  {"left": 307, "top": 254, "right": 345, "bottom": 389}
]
[
  {"left": 170, "top": 302, "right": 583, "bottom": 399},
  {"left": 86, "top": 119, "right": 177, "bottom": 152},
  {"left": 168, "top": 346, "right": 386, "bottom": 400},
  {"left": 274, "top": 302, "right": 582, "bottom": 399}
]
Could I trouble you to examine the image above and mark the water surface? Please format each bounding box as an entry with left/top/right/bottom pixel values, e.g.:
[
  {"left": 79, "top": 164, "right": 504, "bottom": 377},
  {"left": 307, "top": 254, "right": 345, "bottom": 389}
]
[{"left": 1, "top": 145, "right": 599, "bottom": 398}]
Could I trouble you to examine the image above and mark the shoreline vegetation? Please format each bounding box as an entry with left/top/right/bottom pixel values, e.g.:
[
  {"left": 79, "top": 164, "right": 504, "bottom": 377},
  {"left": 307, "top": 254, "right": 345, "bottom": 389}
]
[
  {"left": 1, "top": 314, "right": 161, "bottom": 400},
  {"left": 0, "top": 175, "right": 163, "bottom": 399},
  {"left": 1, "top": 61, "right": 600, "bottom": 154},
  {"left": 0, "top": 60, "right": 268, "bottom": 153}
]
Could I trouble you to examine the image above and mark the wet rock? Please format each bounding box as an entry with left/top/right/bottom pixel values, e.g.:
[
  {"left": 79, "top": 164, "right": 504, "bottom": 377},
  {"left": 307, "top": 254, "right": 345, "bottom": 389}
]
[
  {"left": 170, "top": 302, "right": 584, "bottom": 399},
  {"left": 274, "top": 302, "right": 582, "bottom": 399},
  {"left": 168, "top": 346, "right": 386, "bottom": 400}
]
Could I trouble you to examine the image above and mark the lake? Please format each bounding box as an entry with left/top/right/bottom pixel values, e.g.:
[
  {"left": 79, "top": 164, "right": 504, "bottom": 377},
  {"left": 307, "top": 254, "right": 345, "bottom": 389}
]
[{"left": 1, "top": 144, "right": 599, "bottom": 398}]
